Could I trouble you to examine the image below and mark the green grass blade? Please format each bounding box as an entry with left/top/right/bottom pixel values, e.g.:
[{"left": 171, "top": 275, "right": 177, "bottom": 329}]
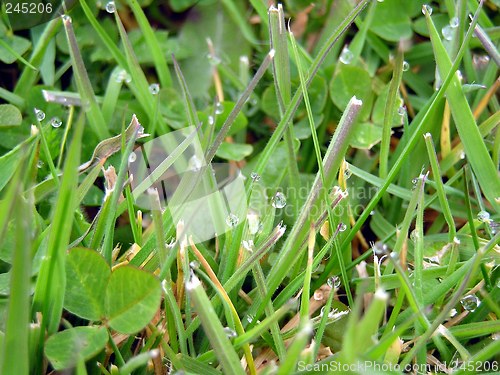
[
  {"left": 62, "top": 16, "right": 109, "bottom": 139},
  {"left": 187, "top": 275, "right": 245, "bottom": 375},
  {"left": 0, "top": 161, "right": 32, "bottom": 375},
  {"left": 126, "top": 0, "right": 173, "bottom": 88},
  {"left": 424, "top": 4, "right": 500, "bottom": 211},
  {"left": 424, "top": 133, "right": 457, "bottom": 240},
  {"left": 32, "top": 112, "right": 84, "bottom": 334}
]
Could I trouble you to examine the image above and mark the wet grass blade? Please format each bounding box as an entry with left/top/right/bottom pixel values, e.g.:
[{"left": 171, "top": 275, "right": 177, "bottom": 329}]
[
  {"left": 424, "top": 3, "right": 500, "bottom": 211},
  {"left": 126, "top": 0, "right": 172, "bottom": 87},
  {"left": 187, "top": 275, "right": 246, "bottom": 375},
  {"left": 0, "top": 160, "right": 32, "bottom": 375},
  {"left": 32, "top": 112, "right": 84, "bottom": 334},
  {"left": 62, "top": 16, "right": 109, "bottom": 139}
]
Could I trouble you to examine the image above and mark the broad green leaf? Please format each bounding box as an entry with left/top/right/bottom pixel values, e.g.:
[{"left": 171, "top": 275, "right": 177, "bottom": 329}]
[
  {"left": 0, "top": 104, "right": 22, "bottom": 127},
  {"left": 64, "top": 248, "right": 111, "bottom": 321},
  {"left": 294, "top": 114, "right": 323, "bottom": 140},
  {"left": 329, "top": 65, "right": 372, "bottom": 121},
  {"left": 0, "top": 135, "right": 36, "bottom": 192},
  {"left": 350, "top": 122, "right": 383, "bottom": 149},
  {"left": 370, "top": 0, "right": 413, "bottom": 42},
  {"left": 105, "top": 266, "right": 161, "bottom": 334},
  {"left": 44, "top": 326, "right": 108, "bottom": 370},
  {"left": 215, "top": 142, "right": 253, "bottom": 161},
  {"left": 0, "top": 35, "right": 31, "bottom": 64}
]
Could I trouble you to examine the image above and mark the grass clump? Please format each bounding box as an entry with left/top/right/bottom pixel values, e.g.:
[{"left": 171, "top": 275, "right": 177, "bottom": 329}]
[{"left": 0, "top": 0, "right": 499, "bottom": 374}]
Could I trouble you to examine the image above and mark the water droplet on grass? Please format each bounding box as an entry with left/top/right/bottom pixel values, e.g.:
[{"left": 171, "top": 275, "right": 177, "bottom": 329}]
[
  {"left": 460, "top": 294, "right": 480, "bottom": 312},
  {"left": 338, "top": 223, "right": 347, "bottom": 232},
  {"left": 313, "top": 290, "right": 323, "bottom": 301},
  {"left": 208, "top": 115, "right": 214, "bottom": 125},
  {"left": 215, "top": 101, "right": 224, "bottom": 115},
  {"left": 442, "top": 25, "right": 454, "bottom": 41},
  {"left": 271, "top": 192, "right": 286, "bottom": 208},
  {"left": 226, "top": 213, "right": 239, "bottom": 227},
  {"left": 105, "top": 1, "right": 116, "bottom": 13},
  {"left": 223, "top": 327, "right": 237, "bottom": 339},
  {"left": 450, "top": 17, "right": 459, "bottom": 28},
  {"left": 373, "top": 241, "right": 388, "bottom": 255},
  {"left": 343, "top": 167, "right": 352, "bottom": 179},
  {"left": 402, "top": 61, "right": 410, "bottom": 72},
  {"left": 398, "top": 106, "right": 406, "bottom": 116},
  {"left": 250, "top": 172, "right": 260, "bottom": 182},
  {"left": 422, "top": 4, "right": 433, "bottom": 15},
  {"left": 50, "top": 117, "right": 62, "bottom": 128},
  {"left": 34, "top": 108, "right": 45, "bottom": 121},
  {"left": 327, "top": 276, "right": 341, "bottom": 289},
  {"left": 339, "top": 46, "right": 353, "bottom": 64},
  {"left": 37, "top": 160, "right": 44, "bottom": 169},
  {"left": 477, "top": 210, "right": 490, "bottom": 223},
  {"left": 149, "top": 83, "right": 160, "bottom": 95},
  {"left": 128, "top": 152, "right": 136, "bottom": 163}
]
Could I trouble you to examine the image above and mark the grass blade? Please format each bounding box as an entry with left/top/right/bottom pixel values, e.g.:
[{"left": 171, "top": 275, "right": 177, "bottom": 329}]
[
  {"left": 187, "top": 275, "right": 245, "bottom": 375},
  {"left": 424, "top": 3, "right": 500, "bottom": 211},
  {"left": 62, "top": 16, "right": 109, "bottom": 139}
]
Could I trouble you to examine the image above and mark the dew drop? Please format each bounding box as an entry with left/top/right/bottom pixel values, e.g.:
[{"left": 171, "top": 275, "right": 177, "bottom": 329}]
[
  {"left": 189, "top": 261, "right": 200, "bottom": 269},
  {"left": 208, "top": 115, "right": 214, "bottom": 126},
  {"left": 472, "top": 54, "right": 490, "bottom": 69},
  {"left": 188, "top": 155, "right": 202, "bottom": 171},
  {"left": 459, "top": 151, "right": 465, "bottom": 160},
  {"left": 250, "top": 172, "right": 261, "bottom": 182},
  {"left": 411, "top": 177, "right": 419, "bottom": 189},
  {"left": 246, "top": 211, "right": 260, "bottom": 235},
  {"left": 223, "top": 327, "right": 237, "bottom": 339},
  {"left": 422, "top": 4, "right": 433, "bottom": 15},
  {"left": 207, "top": 53, "right": 221, "bottom": 66},
  {"left": 442, "top": 25, "right": 454, "bottom": 41},
  {"left": 50, "top": 117, "right": 62, "bottom": 128},
  {"left": 343, "top": 167, "right": 352, "bottom": 179},
  {"left": 226, "top": 213, "right": 239, "bottom": 228},
  {"left": 215, "top": 101, "right": 224, "bottom": 115},
  {"left": 115, "top": 70, "right": 131, "bottom": 83},
  {"left": 61, "top": 14, "right": 72, "bottom": 23},
  {"left": 242, "top": 240, "right": 254, "bottom": 251},
  {"left": 377, "top": 0, "right": 384, "bottom": 2},
  {"left": 410, "top": 229, "right": 419, "bottom": 242},
  {"left": 460, "top": 294, "right": 480, "bottom": 312},
  {"left": 327, "top": 276, "right": 341, "bottom": 289},
  {"left": 492, "top": 332, "right": 500, "bottom": 341},
  {"left": 398, "top": 106, "right": 406, "bottom": 116},
  {"left": 339, "top": 46, "right": 353, "bottom": 64},
  {"left": 313, "top": 290, "right": 323, "bottom": 301},
  {"left": 37, "top": 160, "right": 44, "bottom": 169},
  {"left": 149, "top": 83, "right": 160, "bottom": 95},
  {"left": 271, "top": 192, "right": 287, "bottom": 208},
  {"left": 338, "top": 223, "right": 347, "bottom": 232},
  {"left": 34, "top": 108, "right": 45, "bottom": 121},
  {"left": 105, "top": 1, "right": 116, "bottom": 13},
  {"left": 373, "top": 241, "right": 388, "bottom": 255},
  {"left": 128, "top": 152, "right": 137, "bottom": 163},
  {"left": 450, "top": 17, "right": 459, "bottom": 28},
  {"left": 402, "top": 61, "right": 410, "bottom": 72},
  {"left": 477, "top": 210, "right": 490, "bottom": 223},
  {"left": 449, "top": 308, "right": 457, "bottom": 318}
]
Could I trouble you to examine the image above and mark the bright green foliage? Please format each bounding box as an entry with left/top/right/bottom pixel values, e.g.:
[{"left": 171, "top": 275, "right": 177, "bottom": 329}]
[{"left": 0, "top": 0, "right": 499, "bottom": 373}]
